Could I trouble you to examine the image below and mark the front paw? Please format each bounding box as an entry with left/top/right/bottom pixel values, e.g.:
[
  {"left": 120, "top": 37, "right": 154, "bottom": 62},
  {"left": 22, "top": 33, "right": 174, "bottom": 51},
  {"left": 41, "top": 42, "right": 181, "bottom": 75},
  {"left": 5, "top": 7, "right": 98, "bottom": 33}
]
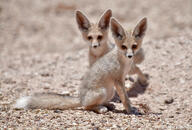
[
  {"left": 124, "top": 107, "right": 142, "bottom": 115},
  {"left": 131, "top": 107, "right": 142, "bottom": 115}
]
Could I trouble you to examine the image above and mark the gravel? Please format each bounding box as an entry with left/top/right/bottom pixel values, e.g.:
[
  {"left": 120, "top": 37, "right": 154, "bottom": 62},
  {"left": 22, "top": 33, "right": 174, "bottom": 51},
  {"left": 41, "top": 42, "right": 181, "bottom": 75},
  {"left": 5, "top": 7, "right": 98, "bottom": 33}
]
[{"left": 0, "top": 0, "right": 192, "bottom": 129}]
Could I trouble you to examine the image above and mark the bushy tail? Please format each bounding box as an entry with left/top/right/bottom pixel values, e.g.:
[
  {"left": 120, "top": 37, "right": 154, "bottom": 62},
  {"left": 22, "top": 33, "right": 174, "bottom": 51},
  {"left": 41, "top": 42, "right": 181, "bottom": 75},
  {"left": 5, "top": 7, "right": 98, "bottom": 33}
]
[{"left": 14, "top": 93, "right": 81, "bottom": 110}]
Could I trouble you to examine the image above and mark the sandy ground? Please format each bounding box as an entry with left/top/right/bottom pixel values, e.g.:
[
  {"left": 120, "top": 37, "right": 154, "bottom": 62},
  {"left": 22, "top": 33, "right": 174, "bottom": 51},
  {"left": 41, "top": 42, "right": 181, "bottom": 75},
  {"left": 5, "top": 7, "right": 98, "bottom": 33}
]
[{"left": 0, "top": 0, "right": 192, "bottom": 129}]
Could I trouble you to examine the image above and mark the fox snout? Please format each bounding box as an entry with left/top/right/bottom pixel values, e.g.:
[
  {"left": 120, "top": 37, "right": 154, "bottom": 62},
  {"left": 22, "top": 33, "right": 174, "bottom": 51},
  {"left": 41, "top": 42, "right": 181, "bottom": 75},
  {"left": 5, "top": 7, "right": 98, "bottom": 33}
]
[
  {"left": 91, "top": 42, "right": 100, "bottom": 48},
  {"left": 125, "top": 49, "right": 133, "bottom": 59},
  {"left": 126, "top": 53, "right": 133, "bottom": 58}
]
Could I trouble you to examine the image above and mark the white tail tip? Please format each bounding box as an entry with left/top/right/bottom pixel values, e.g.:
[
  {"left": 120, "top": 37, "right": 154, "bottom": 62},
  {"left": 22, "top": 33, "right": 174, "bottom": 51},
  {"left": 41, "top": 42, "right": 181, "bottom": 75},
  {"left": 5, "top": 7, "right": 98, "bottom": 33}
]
[{"left": 14, "top": 96, "right": 31, "bottom": 109}]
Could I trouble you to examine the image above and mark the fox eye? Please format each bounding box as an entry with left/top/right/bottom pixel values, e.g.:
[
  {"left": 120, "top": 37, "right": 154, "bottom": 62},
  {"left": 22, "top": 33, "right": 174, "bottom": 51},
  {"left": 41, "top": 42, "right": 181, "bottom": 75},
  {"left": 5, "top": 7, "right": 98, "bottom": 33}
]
[
  {"left": 87, "top": 36, "right": 93, "bottom": 40},
  {"left": 132, "top": 44, "right": 137, "bottom": 49},
  {"left": 97, "top": 35, "right": 103, "bottom": 41},
  {"left": 121, "top": 45, "right": 127, "bottom": 50}
]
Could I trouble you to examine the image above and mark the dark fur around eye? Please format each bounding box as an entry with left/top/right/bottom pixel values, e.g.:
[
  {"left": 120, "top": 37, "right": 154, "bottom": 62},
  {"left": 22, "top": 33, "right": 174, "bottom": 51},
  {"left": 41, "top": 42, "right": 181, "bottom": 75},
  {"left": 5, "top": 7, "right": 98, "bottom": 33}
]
[
  {"left": 97, "top": 35, "right": 103, "bottom": 40},
  {"left": 132, "top": 44, "right": 137, "bottom": 49},
  {"left": 121, "top": 45, "right": 127, "bottom": 50},
  {"left": 87, "top": 36, "right": 93, "bottom": 40}
]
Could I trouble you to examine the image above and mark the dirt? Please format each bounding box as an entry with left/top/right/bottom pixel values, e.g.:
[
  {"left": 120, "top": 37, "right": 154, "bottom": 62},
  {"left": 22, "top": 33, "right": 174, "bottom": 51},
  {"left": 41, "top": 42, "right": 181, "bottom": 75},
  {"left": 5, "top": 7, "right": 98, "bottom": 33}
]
[{"left": 0, "top": 0, "right": 192, "bottom": 129}]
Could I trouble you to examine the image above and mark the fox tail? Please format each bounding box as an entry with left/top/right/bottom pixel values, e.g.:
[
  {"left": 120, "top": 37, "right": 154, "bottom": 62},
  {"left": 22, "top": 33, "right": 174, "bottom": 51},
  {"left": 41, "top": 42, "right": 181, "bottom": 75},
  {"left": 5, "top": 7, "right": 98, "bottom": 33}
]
[{"left": 14, "top": 93, "right": 81, "bottom": 110}]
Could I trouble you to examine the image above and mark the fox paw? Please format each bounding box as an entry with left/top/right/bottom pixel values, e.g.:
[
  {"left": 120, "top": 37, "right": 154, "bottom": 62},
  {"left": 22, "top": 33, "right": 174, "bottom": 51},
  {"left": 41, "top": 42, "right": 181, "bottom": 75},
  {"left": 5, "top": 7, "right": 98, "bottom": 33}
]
[
  {"left": 131, "top": 107, "right": 142, "bottom": 115},
  {"left": 125, "top": 107, "right": 142, "bottom": 115}
]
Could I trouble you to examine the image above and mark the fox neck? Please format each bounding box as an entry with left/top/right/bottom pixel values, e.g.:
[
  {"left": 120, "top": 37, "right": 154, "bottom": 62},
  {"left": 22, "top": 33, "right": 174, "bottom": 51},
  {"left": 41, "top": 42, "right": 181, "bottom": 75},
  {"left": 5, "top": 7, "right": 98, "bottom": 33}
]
[{"left": 117, "top": 49, "right": 133, "bottom": 75}]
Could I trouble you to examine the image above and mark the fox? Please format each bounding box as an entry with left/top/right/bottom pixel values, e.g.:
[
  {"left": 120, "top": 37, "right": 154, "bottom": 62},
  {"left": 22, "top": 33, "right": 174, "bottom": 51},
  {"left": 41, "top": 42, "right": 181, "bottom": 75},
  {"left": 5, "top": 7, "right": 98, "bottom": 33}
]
[
  {"left": 14, "top": 17, "right": 148, "bottom": 114},
  {"left": 76, "top": 9, "right": 113, "bottom": 67},
  {"left": 76, "top": 9, "right": 147, "bottom": 86}
]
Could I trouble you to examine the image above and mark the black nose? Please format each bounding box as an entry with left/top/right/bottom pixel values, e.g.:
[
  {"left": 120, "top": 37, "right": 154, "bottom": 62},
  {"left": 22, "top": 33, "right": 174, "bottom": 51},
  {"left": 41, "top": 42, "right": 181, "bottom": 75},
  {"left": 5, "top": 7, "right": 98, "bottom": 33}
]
[
  {"left": 128, "top": 55, "right": 132, "bottom": 58},
  {"left": 93, "top": 45, "right": 98, "bottom": 48}
]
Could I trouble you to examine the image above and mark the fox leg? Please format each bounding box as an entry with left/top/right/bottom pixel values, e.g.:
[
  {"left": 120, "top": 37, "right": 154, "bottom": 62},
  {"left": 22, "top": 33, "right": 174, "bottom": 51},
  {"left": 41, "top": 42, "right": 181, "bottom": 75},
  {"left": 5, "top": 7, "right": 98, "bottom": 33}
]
[{"left": 115, "top": 81, "right": 132, "bottom": 114}]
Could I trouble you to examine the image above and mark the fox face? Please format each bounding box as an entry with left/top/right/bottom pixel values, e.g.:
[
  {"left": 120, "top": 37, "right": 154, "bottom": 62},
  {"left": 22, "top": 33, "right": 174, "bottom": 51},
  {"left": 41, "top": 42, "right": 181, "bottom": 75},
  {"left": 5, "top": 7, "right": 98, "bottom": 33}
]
[
  {"left": 110, "top": 17, "right": 147, "bottom": 60},
  {"left": 76, "top": 9, "right": 112, "bottom": 56}
]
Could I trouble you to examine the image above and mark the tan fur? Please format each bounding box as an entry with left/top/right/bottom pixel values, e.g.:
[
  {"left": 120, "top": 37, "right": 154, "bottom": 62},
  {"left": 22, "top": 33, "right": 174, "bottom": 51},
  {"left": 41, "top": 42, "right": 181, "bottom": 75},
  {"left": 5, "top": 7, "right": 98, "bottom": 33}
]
[
  {"left": 76, "top": 9, "right": 113, "bottom": 66},
  {"left": 76, "top": 10, "right": 147, "bottom": 85},
  {"left": 15, "top": 46, "right": 132, "bottom": 113},
  {"left": 14, "top": 17, "right": 148, "bottom": 114},
  {"left": 27, "top": 93, "right": 80, "bottom": 110}
]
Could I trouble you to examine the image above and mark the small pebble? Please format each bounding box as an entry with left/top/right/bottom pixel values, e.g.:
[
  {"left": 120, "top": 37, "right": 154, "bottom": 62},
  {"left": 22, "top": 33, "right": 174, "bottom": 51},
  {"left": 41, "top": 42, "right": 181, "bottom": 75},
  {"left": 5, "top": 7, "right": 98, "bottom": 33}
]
[
  {"left": 169, "top": 115, "right": 174, "bottom": 118},
  {"left": 54, "top": 110, "right": 63, "bottom": 113},
  {"left": 164, "top": 97, "right": 174, "bottom": 104}
]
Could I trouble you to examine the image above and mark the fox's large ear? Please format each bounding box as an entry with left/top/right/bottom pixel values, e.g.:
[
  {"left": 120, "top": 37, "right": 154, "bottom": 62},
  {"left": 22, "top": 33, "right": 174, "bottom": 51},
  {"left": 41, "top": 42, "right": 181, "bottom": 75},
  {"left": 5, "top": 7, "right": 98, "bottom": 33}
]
[
  {"left": 110, "top": 18, "right": 126, "bottom": 41},
  {"left": 76, "top": 10, "right": 91, "bottom": 32},
  {"left": 133, "top": 17, "right": 147, "bottom": 39},
  {"left": 98, "top": 9, "right": 112, "bottom": 30}
]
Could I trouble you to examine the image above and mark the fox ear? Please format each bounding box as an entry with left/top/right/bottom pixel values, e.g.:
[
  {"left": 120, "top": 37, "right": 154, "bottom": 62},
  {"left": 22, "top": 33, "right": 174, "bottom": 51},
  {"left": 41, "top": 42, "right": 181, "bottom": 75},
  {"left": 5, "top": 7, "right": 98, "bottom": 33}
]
[
  {"left": 76, "top": 10, "right": 91, "bottom": 32},
  {"left": 98, "top": 9, "right": 112, "bottom": 30},
  {"left": 110, "top": 18, "right": 125, "bottom": 41},
  {"left": 133, "top": 17, "right": 147, "bottom": 39}
]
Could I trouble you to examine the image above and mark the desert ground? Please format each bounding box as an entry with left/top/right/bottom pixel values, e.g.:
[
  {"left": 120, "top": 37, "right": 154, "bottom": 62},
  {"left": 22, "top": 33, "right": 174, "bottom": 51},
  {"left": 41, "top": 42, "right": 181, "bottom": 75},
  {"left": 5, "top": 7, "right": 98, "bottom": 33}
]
[{"left": 0, "top": 0, "right": 192, "bottom": 129}]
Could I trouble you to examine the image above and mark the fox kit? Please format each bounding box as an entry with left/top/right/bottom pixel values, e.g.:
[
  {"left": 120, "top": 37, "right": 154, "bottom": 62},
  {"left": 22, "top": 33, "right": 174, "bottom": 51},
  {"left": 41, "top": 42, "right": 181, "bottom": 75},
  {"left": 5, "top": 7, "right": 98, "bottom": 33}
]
[
  {"left": 14, "top": 17, "right": 147, "bottom": 114},
  {"left": 76, "top": 10, "right": 147, "bottom": 85},
  {"left": 76, "top": 9, "right": 113, "bottom": 67}
]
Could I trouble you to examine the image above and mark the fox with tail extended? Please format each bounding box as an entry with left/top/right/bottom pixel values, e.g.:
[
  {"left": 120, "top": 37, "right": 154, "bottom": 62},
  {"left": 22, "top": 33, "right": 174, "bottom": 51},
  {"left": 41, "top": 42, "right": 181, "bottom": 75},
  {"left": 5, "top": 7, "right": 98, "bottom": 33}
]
[{"left": 14, "top": 17, "right": 148, "bottom": 114}]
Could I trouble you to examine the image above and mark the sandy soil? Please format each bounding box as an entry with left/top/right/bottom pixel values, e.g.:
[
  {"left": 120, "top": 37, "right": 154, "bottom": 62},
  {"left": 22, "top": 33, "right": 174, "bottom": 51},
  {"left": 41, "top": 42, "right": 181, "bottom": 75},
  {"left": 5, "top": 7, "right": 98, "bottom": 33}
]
[{"left": 0, "top": 0, "right": 192, "bottom": 129}]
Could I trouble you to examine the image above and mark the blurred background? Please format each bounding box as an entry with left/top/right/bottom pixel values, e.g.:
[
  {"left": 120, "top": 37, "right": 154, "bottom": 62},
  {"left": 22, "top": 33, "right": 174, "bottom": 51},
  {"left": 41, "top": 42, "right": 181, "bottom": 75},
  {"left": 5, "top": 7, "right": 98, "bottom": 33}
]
[{"left": 0, "top": 0, "right": 192, "bottom": 55}]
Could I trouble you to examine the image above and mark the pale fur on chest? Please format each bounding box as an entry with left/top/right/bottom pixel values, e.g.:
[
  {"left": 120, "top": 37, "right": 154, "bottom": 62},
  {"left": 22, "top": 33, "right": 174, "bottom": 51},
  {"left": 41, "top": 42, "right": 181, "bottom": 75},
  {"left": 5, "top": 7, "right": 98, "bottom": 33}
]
[{"left": 82, "top": 47, "right": 132, "bottom": 90}]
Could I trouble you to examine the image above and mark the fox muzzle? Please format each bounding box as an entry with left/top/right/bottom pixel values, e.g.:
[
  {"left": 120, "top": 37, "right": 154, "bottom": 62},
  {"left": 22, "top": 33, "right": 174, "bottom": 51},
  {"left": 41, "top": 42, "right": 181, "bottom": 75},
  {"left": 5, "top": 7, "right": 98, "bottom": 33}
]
[
  {"left": 125, "top": 49, "right": 134, "bottom": 58},
  {"left": 91, "top": 42, "right": 100, "bottom": 48}
]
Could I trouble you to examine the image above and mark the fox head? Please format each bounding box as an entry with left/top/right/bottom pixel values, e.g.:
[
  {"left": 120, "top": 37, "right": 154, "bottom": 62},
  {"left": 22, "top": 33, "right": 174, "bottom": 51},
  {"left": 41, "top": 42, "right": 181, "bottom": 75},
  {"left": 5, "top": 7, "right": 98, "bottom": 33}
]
[
  {"left": 110, "top": 17, "right": 147, "bottom": 60},
  {"left": 76, "top": 9, "right": 112, "bottom": 56}
]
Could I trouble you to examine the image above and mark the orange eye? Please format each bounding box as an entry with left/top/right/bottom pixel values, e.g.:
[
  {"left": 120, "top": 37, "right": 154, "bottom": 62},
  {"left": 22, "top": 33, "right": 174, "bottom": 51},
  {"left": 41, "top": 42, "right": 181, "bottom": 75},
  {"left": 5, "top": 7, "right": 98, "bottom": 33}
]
[
  {"left": 97, "top": 35, "right": 103, "bottom": 41},
  {"left": 87, "top": 36, "right": 93, "bottom": 40},
  {"left": 132, "top": 44, "right": 137, "bottom": 49},
  {"left": 121, "top": 45, "right": 127, "bottom": 50}
]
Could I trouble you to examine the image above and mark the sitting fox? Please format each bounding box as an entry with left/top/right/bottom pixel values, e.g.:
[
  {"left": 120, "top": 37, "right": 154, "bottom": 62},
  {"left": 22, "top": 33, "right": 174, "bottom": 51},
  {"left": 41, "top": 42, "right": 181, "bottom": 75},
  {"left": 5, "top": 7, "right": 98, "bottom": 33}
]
[
  {"left": 76, "top": 9, "right": 147, "bottom": 86},
  {"left": 14, "top": 17, "right": 148, "bottom": 114}
]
